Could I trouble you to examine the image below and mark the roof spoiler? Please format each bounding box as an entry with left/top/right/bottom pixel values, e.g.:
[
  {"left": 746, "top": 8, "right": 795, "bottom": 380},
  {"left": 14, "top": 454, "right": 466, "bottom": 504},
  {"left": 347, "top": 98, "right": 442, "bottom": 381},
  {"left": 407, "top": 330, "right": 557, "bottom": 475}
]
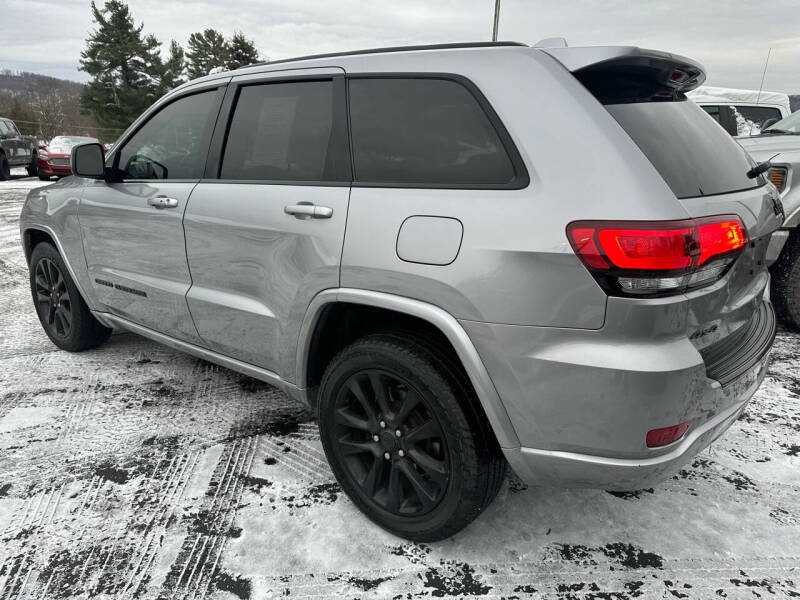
[{"left": 540, "top": 46, "right": 706, "bottom": 103}]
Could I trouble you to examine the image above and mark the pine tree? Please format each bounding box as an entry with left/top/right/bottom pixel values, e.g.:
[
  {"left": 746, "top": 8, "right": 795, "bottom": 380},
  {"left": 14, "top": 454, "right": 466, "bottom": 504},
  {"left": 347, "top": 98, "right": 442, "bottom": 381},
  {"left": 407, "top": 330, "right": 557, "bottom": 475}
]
[
  {"left": 226, "top": 31, "right": 260, "bottom": 70},
  {"left": 158, "top": 40, "right": 186, "bottom": 94},
  {"left": 186, "top": 29, "right": 229, "bottom": 79},
  {"left": 78, "top": 0, "right": 163, "bottom": 130}
]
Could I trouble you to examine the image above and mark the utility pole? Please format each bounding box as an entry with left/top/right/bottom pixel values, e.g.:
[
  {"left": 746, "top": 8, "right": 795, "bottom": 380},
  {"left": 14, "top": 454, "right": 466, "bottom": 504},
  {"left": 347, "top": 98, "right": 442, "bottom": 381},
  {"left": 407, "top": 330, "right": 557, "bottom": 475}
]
[{"left": 492, "top": 0, "right": 500, "bottom": 41}]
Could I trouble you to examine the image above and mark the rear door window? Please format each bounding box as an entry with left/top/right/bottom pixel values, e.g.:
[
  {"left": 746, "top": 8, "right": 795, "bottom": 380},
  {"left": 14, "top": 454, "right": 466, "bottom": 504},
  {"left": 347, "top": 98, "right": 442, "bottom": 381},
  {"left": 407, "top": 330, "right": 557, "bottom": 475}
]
[
  {"left": 220, "top": 80, "right": 347, "bottom": 182},
  {"left": 605, "top": 100, "right": 761, "bottom": 199},
  {"left": 348, "top": 77, "right": 522, "bottom": 187}
]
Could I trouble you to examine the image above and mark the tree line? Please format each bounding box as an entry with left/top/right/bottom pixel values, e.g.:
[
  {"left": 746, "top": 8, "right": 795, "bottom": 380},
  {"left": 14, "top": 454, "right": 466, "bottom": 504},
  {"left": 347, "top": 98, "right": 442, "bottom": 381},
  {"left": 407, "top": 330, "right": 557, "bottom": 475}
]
[{"left": 80, "top": 0, "right": 261, "bottom": 132}]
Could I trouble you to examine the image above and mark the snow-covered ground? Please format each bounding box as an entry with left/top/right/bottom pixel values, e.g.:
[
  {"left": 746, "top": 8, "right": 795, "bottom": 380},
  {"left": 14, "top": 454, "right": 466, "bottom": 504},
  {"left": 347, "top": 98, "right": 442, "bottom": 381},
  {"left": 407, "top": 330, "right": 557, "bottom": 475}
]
[
  {"left": 0, "top": 185, "right": 798, "bottom": 599},
  {"left": 0, "top": 168, "right": 52, "bottom": 191}
]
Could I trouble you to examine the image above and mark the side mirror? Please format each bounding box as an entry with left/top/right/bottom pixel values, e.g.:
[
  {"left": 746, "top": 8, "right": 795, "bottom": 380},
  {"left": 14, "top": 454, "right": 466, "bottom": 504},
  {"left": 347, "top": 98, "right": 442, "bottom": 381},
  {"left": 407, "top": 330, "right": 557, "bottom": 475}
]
[{"left": 71, "top": 143, "right": 105, "bottom": 179}]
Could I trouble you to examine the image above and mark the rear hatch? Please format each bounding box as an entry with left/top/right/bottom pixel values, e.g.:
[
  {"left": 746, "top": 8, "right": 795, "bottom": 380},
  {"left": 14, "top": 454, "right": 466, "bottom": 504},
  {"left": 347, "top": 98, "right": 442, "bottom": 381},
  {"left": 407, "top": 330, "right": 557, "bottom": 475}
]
[{"left": 545, "top": 46, "right": 782, "bottom": 375}]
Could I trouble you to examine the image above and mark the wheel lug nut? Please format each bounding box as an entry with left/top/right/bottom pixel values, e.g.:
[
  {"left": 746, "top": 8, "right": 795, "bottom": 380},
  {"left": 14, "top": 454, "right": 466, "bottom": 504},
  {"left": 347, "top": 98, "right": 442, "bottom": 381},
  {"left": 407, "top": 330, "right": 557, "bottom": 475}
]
[
  {"left": 398, "top": 449, "right": 405, "bottom": 457},
  {"left": 379, "top": 421, "right": 386, "bottom": 429},
  {"left": 384, "top": 452, "right": 391, "bottom": 460},
  {"left": 395, "top": 429, "right": 402, "bottom": 437},
  {"left": 372, "top": 434, "right": 379, "bottom": 442}
]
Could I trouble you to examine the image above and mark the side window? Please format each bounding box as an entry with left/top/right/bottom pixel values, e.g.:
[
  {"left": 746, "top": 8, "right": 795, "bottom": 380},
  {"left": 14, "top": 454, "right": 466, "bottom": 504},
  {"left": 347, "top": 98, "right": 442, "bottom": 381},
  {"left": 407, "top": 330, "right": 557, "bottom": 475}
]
[
  {"left": 116, "top": 90, "right": 218, "bottom": 180},
  {"left": 735, "top": 105, "right": 782, "bottom": 135},
  {"left": 701, "top": 105, "right": 721, "bottom": 123},
  {"left": 0, "top": 121, "right": 9, "bottom": 135},
  {"left": 221, "top": 80, "right": 344, "bottom": 182},
  {"left": 348, "top": 77, "right": 518, "bottom": 186}
]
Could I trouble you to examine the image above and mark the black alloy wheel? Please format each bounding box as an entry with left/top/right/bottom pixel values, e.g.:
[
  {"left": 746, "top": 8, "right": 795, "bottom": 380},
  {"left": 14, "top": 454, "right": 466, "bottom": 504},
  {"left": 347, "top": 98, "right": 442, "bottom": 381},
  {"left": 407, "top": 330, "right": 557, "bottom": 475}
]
[
  {"left": 318, "top": 334, "right": 506, "bottom": 541},
  {"left": 34, "top": 257, "right": 73, "bottom": 339},
  {"left": 28, "top": 242, "right": 111, "bottom": 351},
  {"left": 333, "top": 368, "right": 449, "bottom": 516}
]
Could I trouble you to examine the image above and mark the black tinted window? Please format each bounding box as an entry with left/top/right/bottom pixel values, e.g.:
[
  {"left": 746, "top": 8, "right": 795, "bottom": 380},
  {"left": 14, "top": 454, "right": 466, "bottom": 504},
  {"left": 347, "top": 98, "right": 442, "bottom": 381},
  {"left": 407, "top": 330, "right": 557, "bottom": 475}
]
[
  {"left": 606, "top": 100, "right": 761, "bottom": 199},
  {"left": 349, "top": 78, "right": 516, "bottom": 186},
  {"left": 701, "top": 105, "right": 721, "bottom": 122},
  {"left": 117, "top": 90, "right": 217, "bottom": 180},
  {"left": 221, "top": 80, "right": 341, "bottom": 181}
]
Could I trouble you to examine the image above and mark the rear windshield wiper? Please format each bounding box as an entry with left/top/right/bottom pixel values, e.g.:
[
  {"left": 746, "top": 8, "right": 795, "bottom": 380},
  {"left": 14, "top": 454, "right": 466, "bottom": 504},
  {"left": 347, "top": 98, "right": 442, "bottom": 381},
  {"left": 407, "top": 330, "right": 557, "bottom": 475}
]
[{"left": 746, "top": 152, "right": 780, "bottom": 179}]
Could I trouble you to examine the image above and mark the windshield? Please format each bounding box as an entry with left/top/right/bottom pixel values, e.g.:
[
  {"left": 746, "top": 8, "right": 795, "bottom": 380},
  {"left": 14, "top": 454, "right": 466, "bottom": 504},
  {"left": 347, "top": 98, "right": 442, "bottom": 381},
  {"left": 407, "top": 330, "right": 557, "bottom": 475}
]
[{"left": 765, "top": 111, "right": 800, "bottom": 134}]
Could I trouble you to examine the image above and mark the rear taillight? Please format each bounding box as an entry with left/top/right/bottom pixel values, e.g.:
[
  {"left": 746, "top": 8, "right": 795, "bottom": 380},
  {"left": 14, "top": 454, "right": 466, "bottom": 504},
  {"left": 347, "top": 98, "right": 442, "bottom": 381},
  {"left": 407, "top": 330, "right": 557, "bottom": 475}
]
[
  {"left": 567, "top": 215, "right": 748, "bottom": 297},
  {"left": 767, "top": 166, "right": 787, "bottom": 193}
]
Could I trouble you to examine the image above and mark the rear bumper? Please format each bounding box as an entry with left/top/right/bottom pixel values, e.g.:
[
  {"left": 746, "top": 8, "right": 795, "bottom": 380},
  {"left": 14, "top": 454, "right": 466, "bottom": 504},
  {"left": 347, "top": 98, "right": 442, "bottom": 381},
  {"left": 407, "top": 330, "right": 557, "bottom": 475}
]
[
  {"left": 503, "top": 355, "right": 767, "bottom": 489},
  {"left": 463, "top": 298, "right": 775, "bottom": 490}
]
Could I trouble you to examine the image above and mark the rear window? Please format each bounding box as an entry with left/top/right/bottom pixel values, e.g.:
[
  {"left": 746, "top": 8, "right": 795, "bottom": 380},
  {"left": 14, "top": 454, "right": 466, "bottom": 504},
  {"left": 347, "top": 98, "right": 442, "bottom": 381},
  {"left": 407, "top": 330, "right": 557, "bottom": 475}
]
[
  {"left": 606, "top": 100, "right": 762, "bottom": 198},
  {"left": 348, "top": 77, "right": 519, "bottom": 187}
]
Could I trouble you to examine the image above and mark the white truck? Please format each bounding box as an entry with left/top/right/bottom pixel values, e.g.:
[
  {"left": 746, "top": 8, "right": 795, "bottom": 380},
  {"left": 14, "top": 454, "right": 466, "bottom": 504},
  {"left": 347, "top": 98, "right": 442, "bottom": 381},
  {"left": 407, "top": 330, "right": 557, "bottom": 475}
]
[{"left": 689, "top": 86, "right": 792, "bottom": 136}]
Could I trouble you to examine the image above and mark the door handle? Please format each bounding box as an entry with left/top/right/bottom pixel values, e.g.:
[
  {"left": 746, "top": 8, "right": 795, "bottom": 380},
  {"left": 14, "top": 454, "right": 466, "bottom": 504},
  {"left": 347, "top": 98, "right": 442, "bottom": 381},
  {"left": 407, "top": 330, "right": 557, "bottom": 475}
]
[
  {"left": 147, "top": 196, "right": 179, "bottom": 209},
  {"left": 284, "top": 203, "right": 333, "bottom": 219}
]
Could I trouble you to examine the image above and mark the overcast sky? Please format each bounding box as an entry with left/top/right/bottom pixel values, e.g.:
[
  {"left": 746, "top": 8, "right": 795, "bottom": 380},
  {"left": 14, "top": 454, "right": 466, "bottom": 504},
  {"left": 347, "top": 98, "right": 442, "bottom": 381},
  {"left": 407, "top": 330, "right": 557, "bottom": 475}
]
[{"left": 2, "top": 0, "right": 800, "bottom": 92}]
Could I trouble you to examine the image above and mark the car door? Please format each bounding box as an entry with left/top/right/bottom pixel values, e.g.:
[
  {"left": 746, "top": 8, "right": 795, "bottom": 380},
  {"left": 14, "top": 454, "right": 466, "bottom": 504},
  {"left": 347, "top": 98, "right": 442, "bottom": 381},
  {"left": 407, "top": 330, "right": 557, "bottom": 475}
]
[
  {"left": 183, "top": 68, "right": 350, "bottom": 375},
  {"left": 80, "top": 82, "right": 227, "bottom": 343},
  {"left": 8, "top": 121, "right": 30, "bottom": 164}
]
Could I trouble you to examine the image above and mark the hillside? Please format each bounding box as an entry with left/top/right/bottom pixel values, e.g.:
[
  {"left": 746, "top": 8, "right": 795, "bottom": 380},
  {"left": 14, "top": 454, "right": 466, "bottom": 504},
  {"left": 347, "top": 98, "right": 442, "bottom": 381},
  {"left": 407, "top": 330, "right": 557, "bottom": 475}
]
[{"left": 0, "top": 70, "right": 119, "bottom": 142}]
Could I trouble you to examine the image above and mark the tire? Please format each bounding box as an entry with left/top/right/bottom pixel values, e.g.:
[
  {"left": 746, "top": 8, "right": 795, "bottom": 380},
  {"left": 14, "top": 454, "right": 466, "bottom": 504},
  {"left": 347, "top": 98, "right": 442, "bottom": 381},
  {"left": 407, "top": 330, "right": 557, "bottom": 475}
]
[
  {"left": 771, "top": 231, "right": 800, "bottom": 331},
  {"left": 317, "top": 333, "right": 506, "bottom": 541},
  {"left": 29, "top": 242, "right": 112, "bottom": 351},
  {"left": 0, "top": 154, "right": 9, "bottom": 181},
  {"left": 38, "top": 173, "right": 50, "bottom": 181},
  {"left": 26, "top": 152, "right": 38, "bottom": 176}
]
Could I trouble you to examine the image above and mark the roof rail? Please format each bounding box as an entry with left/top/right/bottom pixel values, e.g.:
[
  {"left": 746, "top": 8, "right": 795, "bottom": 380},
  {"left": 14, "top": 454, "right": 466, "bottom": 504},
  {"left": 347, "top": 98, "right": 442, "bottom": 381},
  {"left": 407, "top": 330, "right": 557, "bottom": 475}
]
[{"left": 237, "top": 41, "right": 528, "bottom": 70}]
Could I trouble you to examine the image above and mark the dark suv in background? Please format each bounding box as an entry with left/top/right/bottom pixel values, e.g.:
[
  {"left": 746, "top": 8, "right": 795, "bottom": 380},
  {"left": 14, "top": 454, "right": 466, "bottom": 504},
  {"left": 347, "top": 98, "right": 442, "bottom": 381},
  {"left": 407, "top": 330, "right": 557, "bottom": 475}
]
[{"left": 0, "top": 117, "right": 38, "bottom": 179}]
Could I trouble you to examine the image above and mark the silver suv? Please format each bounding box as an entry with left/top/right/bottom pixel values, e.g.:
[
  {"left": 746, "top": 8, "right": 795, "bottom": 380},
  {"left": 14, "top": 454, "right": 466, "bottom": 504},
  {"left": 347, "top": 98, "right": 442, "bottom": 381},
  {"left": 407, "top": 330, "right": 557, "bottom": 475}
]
[{"left": 21, "top": 42, "right": 780, "bottom": 541}]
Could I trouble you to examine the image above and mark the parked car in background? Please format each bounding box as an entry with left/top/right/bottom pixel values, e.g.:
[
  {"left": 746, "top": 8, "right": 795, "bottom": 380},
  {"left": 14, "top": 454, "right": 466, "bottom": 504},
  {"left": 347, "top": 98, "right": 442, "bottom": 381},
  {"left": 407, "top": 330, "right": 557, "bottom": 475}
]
[
  {"left": 739, "top": 112, "right": 800, "bottom": 330},
  {"left": 689, "top": 86, "right": 792, "bottom": 136},
  {"left": 38, "top": 136, "right": 100, "bottom": 181},
  {"left": 0, "top": 117, "right": 38, "bottom": 180},
  {"left": 21, "top": 42, "right": 780, "bottom": 540}
]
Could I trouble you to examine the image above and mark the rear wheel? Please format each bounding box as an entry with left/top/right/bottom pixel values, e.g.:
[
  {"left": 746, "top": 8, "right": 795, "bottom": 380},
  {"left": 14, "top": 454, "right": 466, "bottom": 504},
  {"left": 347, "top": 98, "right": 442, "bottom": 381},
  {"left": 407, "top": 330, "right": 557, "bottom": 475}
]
[
  {"left": 26, "top": 152, "right": 38, "bottom": 176},
  {"left": 771, "top": 232, "right": 800, "bottom": 331},
  {"left": 29, "top": 242, "right": 112, "bottom": 351},
  {"left": 0, "top": 154, "right": 9, "bottom": 181},
  {"left": 317, "top": 333, "right": 505, "bottom": 541}
]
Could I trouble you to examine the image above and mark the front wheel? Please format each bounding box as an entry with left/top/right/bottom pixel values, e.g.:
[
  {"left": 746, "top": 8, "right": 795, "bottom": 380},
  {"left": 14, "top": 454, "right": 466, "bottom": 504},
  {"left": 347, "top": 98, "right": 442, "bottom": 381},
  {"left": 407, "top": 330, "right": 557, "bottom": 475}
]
[
  {"left": 29, "top": 242, "right": 112, "bottom": 351},
  {"left": 317, "top": 333, "right": 505, "bottom": 541},
  {"left": 0, "top": 154, "right": 9, "bottom": 181}
]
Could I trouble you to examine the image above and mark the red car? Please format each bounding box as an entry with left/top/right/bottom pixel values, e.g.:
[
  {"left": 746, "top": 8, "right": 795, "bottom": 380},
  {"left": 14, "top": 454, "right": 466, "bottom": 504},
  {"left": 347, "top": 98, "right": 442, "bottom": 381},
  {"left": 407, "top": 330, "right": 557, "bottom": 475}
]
[{"left": 37, "top": 136, "right": 99, "bottom": 180}]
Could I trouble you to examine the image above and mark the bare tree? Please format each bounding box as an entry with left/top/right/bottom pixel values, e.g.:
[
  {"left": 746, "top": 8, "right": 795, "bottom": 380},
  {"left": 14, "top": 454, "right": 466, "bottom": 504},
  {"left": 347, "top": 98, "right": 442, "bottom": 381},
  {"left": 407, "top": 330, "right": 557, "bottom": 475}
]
[{"left": 31, "top": 92, "right": 67, "bottom": 140}]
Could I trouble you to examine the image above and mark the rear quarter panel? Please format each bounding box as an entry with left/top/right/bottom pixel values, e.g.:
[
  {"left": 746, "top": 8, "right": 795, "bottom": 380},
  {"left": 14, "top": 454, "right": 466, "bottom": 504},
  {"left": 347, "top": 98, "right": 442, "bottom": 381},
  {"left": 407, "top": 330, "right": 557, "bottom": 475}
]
[{"left": 340, "top": 48, "right": 692, "bottom": 328}]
